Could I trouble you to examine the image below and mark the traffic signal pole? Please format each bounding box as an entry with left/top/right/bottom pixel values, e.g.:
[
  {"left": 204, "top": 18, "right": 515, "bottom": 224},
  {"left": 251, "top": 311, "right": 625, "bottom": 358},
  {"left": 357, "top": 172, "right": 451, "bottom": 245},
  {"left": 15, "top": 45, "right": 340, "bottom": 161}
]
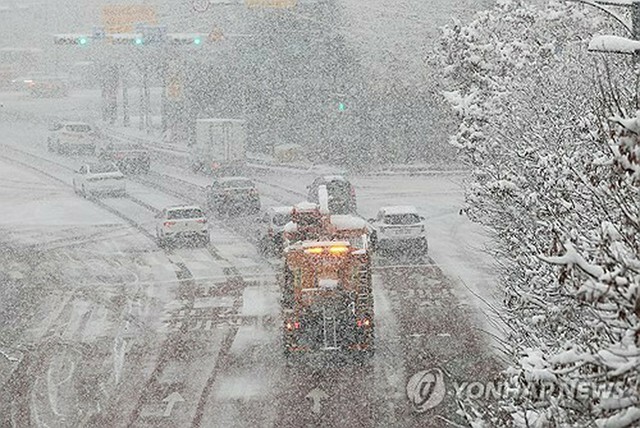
[{"left": 633, "top": 1, "right": 640, "bottom": 41}]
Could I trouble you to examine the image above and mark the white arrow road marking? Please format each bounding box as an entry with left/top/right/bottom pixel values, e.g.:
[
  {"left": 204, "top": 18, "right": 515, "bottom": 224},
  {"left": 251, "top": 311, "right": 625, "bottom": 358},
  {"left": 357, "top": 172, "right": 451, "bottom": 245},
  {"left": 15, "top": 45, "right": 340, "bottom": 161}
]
[
  {"left": 306, "top": 388, "right": 328, "bottom": 414},
  {"left": 204, "top": 320, "right": 212, "bottom": 330},
  {"left": 163, "top": 392, "right": 185, "bottom": 417}
]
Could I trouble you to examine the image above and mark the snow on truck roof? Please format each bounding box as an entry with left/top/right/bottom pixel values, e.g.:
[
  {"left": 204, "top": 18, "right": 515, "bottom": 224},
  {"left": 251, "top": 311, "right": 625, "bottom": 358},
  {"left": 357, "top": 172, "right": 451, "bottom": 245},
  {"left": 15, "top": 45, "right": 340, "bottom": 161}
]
[
  {"left": 380, "top": 206, "right": 419, "bottom": 215},
  {"left": 270, "top": 206, "right": 293, "bottom": 214},
  {"left": 330, "top": 215, "right": 367, "bottom": 230},
  {"left": 321, "top": 175, "right": 347, "bottom": 182},
  {"left": 283, "top": 221, "right": 297, "bottom": 233},
  {"left": 294, "top": 201, "right": 318, "bottom": 211}
]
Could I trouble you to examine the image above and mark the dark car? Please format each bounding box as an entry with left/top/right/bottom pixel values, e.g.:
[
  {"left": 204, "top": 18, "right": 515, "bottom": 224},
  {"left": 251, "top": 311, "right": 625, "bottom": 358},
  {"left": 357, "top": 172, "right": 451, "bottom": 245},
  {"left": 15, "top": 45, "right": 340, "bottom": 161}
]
[
  {"left": 307, "top": 175, "right": 357, "bottom": 214},
  {"left": 98, "top": 142, "right": 150, "bottom": 174},
  {"left": 258, "top": 206, "right": 293, "bottom": 255},
  {"left": 205, "top": 177, "right": 261, "bottom": 215}
]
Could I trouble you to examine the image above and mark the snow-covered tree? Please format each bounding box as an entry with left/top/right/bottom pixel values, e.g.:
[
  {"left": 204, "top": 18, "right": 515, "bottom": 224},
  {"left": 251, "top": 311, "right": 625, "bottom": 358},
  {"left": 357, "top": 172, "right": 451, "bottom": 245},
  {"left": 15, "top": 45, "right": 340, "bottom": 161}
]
[{"left": 435, "top": 0, "right": 640, "bottom": 426}]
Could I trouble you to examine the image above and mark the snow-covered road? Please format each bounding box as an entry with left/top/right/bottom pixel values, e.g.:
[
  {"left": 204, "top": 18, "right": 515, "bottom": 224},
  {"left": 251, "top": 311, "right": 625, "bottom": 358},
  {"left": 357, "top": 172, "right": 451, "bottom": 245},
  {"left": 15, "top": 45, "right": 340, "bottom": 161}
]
[{"left": 0, "top": 88, "right": 503, "bottom": 427}]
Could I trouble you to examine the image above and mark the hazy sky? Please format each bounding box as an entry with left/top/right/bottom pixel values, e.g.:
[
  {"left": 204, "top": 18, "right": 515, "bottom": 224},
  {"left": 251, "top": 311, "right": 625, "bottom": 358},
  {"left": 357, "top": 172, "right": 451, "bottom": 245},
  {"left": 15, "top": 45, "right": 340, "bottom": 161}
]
[{"left": 0, "top": 0, "right": 495, "bottom": 80}]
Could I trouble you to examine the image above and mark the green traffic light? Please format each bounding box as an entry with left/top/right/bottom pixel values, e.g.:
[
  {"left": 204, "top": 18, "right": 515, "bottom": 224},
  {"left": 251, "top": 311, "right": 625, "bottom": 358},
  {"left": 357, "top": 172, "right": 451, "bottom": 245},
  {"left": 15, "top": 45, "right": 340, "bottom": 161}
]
[
  {"left": 338, "top": 102, "right": 346, "bottom": 111},
  {"left": 78, "top": 37, "right": 88, "bottom": 45},
  {"left": 135, "top": 37, "right": 143, "bottom": 45},
  {"left": 194, "top": 37, "right": 202, "bottom": 45}
]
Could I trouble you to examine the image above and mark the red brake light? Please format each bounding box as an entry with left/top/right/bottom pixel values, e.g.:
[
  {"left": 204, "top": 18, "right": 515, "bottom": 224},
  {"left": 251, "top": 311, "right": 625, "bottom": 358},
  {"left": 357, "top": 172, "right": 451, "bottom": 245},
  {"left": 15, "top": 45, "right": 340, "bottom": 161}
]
[
  {"left": 357, "top": 318, "right": 371, "bottom": 328},
  {"left": 164, "top": 221, "right": 175, "bottom": 227},
  {"left": 196, "top": 218, "right": 207, "bottom": 223},
  {"left": 211, "top": 162, "right": 220, "bottom": 169},
  {"left": 285, "top": 321, "right": 300, "bottom": 330}
]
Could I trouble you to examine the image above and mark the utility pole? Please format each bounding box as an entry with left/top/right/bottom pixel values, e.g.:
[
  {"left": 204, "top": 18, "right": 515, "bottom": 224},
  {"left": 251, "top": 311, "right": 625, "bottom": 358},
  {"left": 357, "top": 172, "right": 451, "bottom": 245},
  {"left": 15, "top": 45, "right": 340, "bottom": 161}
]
[
  {"left": 122, "top": 66, "right": 130, "bottom": 127},
  {"left": 633, "top": 1, "right": 640, "bottom": 41}
]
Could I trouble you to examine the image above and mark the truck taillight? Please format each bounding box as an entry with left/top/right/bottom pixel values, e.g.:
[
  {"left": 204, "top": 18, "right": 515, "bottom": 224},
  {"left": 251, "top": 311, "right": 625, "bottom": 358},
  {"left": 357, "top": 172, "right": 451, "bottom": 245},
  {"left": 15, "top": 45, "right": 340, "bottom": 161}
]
[
  {"left": 164, "top": 221, "right": 176, "bottom": 227},
  {"left": 357, "top": 318, "right": 371, "bottom": 328},
  {"left": 285, "top": 321, "right": 300, "bottom": 330},
  {"left": 211, "top": 162, "right": 220, "bottom": 169},
  {"left": 196, "top": 218, "right": 207, "bottom": 223}
]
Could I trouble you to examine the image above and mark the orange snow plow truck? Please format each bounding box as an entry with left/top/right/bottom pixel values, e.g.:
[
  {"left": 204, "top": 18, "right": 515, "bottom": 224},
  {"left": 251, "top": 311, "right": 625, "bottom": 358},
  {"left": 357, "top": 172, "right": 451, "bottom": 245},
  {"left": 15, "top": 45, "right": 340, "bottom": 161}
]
[{"left": 280, "top": 199, "right": 374, "bottom": 360}]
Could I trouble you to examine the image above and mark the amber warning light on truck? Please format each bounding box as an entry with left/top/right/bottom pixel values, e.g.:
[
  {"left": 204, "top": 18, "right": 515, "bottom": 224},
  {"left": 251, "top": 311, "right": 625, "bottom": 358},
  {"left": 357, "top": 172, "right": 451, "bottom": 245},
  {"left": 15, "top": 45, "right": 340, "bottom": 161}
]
[{"left": 303, "top": 245, "right": 350, "bottom": 255}]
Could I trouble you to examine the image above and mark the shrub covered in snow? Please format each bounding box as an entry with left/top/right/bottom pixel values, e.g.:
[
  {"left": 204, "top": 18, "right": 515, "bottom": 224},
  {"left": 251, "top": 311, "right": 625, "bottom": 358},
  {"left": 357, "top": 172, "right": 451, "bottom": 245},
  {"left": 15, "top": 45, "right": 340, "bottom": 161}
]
[{"left": 436, "top": 1, "right": 640, "bottom": 426}]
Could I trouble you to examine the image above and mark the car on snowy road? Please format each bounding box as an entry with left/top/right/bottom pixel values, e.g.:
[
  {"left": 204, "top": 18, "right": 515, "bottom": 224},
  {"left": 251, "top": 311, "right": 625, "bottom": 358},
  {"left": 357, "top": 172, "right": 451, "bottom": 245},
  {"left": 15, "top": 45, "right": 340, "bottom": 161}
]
[
  {"left": 258, "top": 206, "right": 293, "bottom": 255},
  {"left": 155, "top": 205, "right": 210, "bottom": 247},
  {"left": 47, "top": 121, "right": 97, "bottom": 155},
  {"left": 368, "top": 206, "right": 428, "bottom": 254},
  {"left": 205, "top": 176, "right": 261, "bottom": 215},
  {"left": 98, "top": 141, "right": 151, "bottom": 174},
  {"left": 307, "top": 175, "right": 357, "bottom": 214},
  {"left": 73, "top": 162, "right": 126, "bottom": 197}
]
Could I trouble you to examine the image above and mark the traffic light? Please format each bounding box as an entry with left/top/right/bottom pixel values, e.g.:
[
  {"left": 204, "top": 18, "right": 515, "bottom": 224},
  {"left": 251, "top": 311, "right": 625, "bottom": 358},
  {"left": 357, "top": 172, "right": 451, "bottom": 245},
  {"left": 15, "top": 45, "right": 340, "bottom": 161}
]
[
  {"left": 331, "top": 93, "right": 347, "bottom": 112},
  {"left": 53, "top": 34, "right": 92, "bottom": 46},
  {"left": 107, "top": 34, "right": 145, "bottom": 45},
  {"left": 168, "top": 33, "right": 207, "bottom": 45}
]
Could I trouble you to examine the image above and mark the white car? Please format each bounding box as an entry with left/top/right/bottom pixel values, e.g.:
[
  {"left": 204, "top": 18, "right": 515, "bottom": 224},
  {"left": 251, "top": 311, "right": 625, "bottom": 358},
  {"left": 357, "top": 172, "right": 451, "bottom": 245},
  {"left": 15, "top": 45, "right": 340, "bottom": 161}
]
[
  {"left": 47, "top": 121, "right": 97, "bottom": 155},
  {"left": 73, "top": 162, "right": 126, "bottom": 197},
  {"left": 369, "top": 206, "right": 428, "bottom": 253},
  {"left": 155, "top": 205, "right": 210, "bottom": 246}
]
